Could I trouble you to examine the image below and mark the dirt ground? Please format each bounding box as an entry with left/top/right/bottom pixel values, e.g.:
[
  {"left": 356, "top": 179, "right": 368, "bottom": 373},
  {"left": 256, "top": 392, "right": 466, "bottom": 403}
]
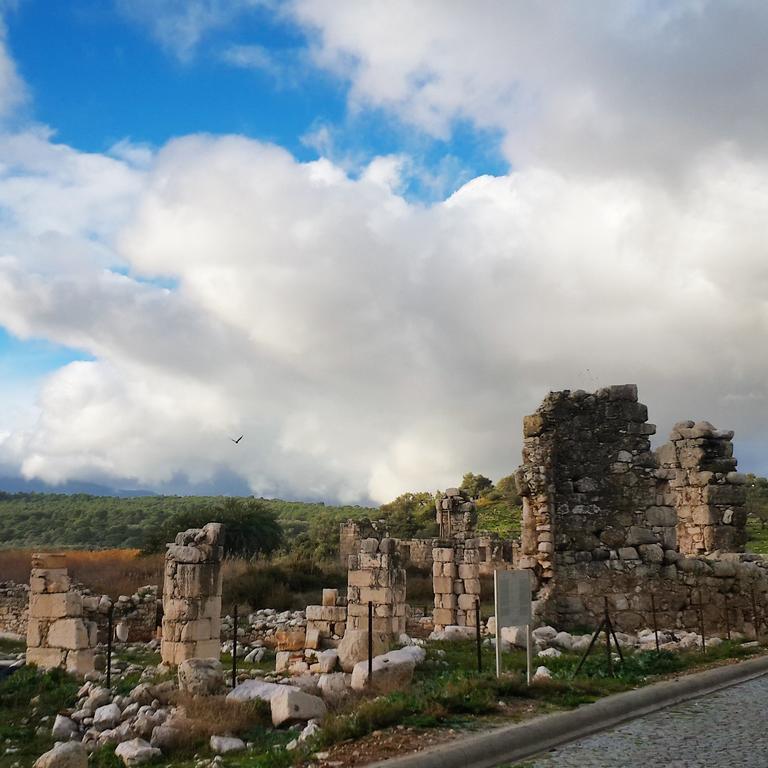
[{"left": 314, "top": 700, "right": 543, "bottom": 767}]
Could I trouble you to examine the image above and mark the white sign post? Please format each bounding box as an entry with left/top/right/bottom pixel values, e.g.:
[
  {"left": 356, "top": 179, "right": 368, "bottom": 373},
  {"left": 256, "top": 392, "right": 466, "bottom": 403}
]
[{"left": 493, "top": 569, "right": 533, "bottom": 683}]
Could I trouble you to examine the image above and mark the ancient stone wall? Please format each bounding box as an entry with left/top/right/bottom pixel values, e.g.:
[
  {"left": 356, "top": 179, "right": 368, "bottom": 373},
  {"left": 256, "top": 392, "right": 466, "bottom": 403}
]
[
  {"left": 515, "top": 385, "right": 759, "bottom": 634},
  {"left": 0, "top": 582, "right": 28, "bottom": 637},
  {"left": 435, "top": 488, "right": 478, "bottom": 539},
  {"left": 305, "top": 588, "right": 347, "bottom": 648},
  {"left": 26, "top": 554, "right": 96, "bottom": 674},
  {"left": 161, "top": 523, "right": 223, "bottom": 666},
  {"left": 432, "top": 540, "right": 481, "bottom": 630},
  {"left": 346, "top": 538, "right": 406, "bottom": 636},
  {"left": 657, "top": 421, "right": 747, "bottom": 554}
]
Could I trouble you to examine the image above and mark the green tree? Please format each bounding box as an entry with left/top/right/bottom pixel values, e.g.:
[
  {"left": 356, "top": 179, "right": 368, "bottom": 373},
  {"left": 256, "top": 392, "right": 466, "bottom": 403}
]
[
  {"left": 142, "top": 497, "right": 284, "bottom": 558},
  {"left": 495, "top": 474, "right": 522, "bottom": 507},
  {"left": 460, "top": 472, "right": 494, "bottom": 499},
  {"left": 380, "top": 492, "right": 438, "bottom": 538},
  {"left": 746, "top": 474, "right": 768, "bottom": 527}
]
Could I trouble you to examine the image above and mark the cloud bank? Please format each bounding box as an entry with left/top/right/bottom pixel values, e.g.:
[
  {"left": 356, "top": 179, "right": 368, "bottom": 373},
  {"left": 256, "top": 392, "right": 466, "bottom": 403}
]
[{"left": 1, "top": 2, "right": 767, "bottom": 502}]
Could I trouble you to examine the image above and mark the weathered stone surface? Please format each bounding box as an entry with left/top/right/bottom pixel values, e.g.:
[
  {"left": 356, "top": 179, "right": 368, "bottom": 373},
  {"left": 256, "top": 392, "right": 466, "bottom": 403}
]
[
  {"left": 51, "top": 715, "right": 78, "bottom": 740},
  {"left": 177, "top": 658, "right": 224, "bottom": 696},
  {"left": 33, "top": 742, "right": 87, "bottom": 768},
  {"left": 350, "top": 646, "right": 426, "bottom": 694},
  {"left": 210, "top": 736, "right": 246, "bottom": 755},
  {"left": 114, "top": 739, "right": 161, "bottom": 766},
  {"left": 336, "top": 628, "right": 391, "bottom": 672},
  {"left": 94, "top": 703, "right": 122, "bottom": 731},
  {"left": 227, "top": 679, "right": 283, "bottom": 703},
  {"left": 270, "top": 687, "right": 327, "bottom": 727}
]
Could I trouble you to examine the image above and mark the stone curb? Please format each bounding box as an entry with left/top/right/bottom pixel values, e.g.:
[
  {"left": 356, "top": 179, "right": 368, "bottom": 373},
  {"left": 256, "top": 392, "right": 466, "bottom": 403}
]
[{"left": 366, "top": 654, "right": 768, "bottom": 768}]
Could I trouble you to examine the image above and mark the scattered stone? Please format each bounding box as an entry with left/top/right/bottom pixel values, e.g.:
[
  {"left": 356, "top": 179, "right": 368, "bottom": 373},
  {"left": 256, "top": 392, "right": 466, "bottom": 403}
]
[
  {"left": 209, "top": 736, "right": 245, "bottom": 755},
  {"left": 178, "top": 658, "right": 225, "bottom": 696},
  {"left": 33, "top": 742, "right": 87, "bottom": 768},
  {"left": 114, "top": 738, "right": 161, "bottom": 766}
]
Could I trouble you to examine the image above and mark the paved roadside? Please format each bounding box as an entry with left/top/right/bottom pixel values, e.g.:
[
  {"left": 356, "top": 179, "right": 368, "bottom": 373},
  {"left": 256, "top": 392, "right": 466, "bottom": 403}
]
[
  {"left": 365, "top": 654, "right": 768, "bottom": 768},
  {"left": 525, "top": 673, "right": 768, "bottom": 767}
]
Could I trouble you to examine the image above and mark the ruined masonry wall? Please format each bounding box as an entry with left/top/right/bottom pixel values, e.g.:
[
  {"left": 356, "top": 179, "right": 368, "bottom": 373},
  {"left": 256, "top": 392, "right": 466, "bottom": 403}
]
[
  {"left": 161, "top": 522, "right": 223, "bottom": 666},
  {"left": 515, "top": 385, "right": 757, "bottom": 634},
  {"left": 0, "top": 582, "right": 28, "bottom": 637},
  {"left": 346, "top": 538, "right": 406, "bottom": 637},
  {"left": 305, "top": 588, "right": 347, "bottom": 648},
  {"left": 432, "top": 541, "right": 480, "bottom": 630},
  {"left": 26, "top": 554, "right": 96, "bottom": 675}
]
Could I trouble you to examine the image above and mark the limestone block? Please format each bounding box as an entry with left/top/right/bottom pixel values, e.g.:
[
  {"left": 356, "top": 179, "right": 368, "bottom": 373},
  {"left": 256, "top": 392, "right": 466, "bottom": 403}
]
[
  {"left": 65, "top": 649, "right": 95, "bottom": 676},
  {"left": 31, "top": 553, "right": 67, "bottom": 570},
  {"left": 317, "top": 672, "right": 351, "bottom": 705},
  {"left": 26, "top": 646, "right": 66, "bottom": 670},
  {"left": 442, "top": 563, "right": 458, "bottom": 578},
  {"left": 29, "top": 592, "right": 82, "bottom": 619},
  {"left": 334, "top": 622, "right": 346, "bottom": 636},
  {"left": 33, "top": 742, "right": 87, "bottom": 768},
  {"left": 432, "top": 608, "right": 454, "bottom": 626},
  {"left": 179, "top": 619, "right": 213, "bottom": 643},
  {"left": 457, "top": 593, "right": 478, "bottom": 611},
  {"left": 359, "top": 586, "right": 394, "bottom": 604},
  {"left": 463, "top": 578, "right": 481, "bottom": 594},
  {"left": 350, "top": 646, "right": 425, "bottom": 693},
  {"left": 178, "top": 658, "right": 225, "bottom": 696},
  {"left": 337, "top": 629, "right": 391, "bottom": 672},
  {"left": 27, "top": 618, "right": 45, "bottom": 647},
  {"left": 433, "top": 548, "right": 454, "bottom": 563},
  {"left": 305, "top": 627, "right": 321, "bottom": 650},
  {"left": 347, "top": 569, "right": 375, "bottom": 588},
  {"left": 523, "top": 413, "right": 545, "bottom": 437},
  {"left": 275, "top": 629, "right": 306, "bottom": 651},
  {"left": 270, "top": 687, "right": 327, "bottom": 727},
  {"left": 114, "top": 738, "right": 161, "bottom": 766},
  {"left": 47, "top": 618, "right": 90, "bottom": 649},
  {"left": 226, "top": 679, "right": 283, "bottom": 703},
  {"left": 453, "top": 579, "right": 465, "bottom": 595},
  {"left": 433, "top": 576, "right": 453, "bottom": 593},
  {"left": 322, "top": 589, "right": 338, "bottom": 606}
]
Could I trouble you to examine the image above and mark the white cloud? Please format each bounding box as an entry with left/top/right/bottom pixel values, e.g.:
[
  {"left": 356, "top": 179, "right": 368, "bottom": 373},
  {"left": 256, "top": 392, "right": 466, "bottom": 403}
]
[
  {"left": 288, "top": 0, "right": 768, "bottom": 179},
  {"left": 1, "top": 3, "right": 768, "bottom": 502},
  {"left": 116, "top": 0, "right": 264, "bottom": 61},
  {"left": 2, "top": 132, "right": 768, "bottom": 501}
]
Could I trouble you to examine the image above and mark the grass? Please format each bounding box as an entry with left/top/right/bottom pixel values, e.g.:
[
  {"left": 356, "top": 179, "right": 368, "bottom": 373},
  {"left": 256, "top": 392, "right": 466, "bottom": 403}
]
[
  {"left": 746, "top": 516, "right": 768, "bottom": 554},
  {"left": 0, "top": 665, "right": 80, "bottom": 768}
]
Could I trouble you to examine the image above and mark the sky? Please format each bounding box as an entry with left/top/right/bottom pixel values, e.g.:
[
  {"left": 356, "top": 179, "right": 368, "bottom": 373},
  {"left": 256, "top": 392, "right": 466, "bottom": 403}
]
[{"left": 0, "top": 0, "right": 767, "bottom": 502}]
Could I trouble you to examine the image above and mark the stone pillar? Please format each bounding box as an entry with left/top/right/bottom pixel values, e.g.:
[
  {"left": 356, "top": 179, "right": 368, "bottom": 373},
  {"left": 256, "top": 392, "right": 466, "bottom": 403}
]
[
  {"left": 26, "top": 553, "right": 96, "bottom": 675},
  {"left": 658, "top": 421, "right": 747, "bottom": 554},
  {"left": 432, "top": 540, "right": 481, "bottom": 630},
  {"left": 305, "top": 588, "right": 347, "bottom": 649},
  {"left": 161, "top": 523, "right": 224, "bottom": 666},
  {"left": 346, "top": 538, "right": 406, "bottom": 636}
]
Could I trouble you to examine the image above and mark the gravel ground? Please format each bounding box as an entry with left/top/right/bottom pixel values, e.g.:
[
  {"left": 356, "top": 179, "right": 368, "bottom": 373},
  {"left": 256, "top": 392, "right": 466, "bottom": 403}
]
[{"left": 526, "top": 674, "right": 768, "bottom": 767}]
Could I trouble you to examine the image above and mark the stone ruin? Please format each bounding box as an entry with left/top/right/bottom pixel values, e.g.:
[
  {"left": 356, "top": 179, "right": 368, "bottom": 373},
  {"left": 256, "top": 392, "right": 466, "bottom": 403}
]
[
  {"left": 431, "top": 489, "right": 481, "bottom": 630},
  {"left": 346, "top": 537, "right": 407, "bottom": 637},
  {"left": 26, "top": 553, "right": 97, "bottom": 674},
  {"left": 161, "top": 522, "right": 224, "bottom": 666},
  {"left": 515, "top": 384, "right": 765, "bottom": 635},
  {"left": 305, "top": 588, "right": 347, "bottom": 648}
]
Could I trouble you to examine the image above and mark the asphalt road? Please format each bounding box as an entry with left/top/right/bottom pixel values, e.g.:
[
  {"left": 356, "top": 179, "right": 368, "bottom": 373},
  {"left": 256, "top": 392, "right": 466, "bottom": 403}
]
[{"left": 524, "top": 674, "right": 768, "bottom": 767}]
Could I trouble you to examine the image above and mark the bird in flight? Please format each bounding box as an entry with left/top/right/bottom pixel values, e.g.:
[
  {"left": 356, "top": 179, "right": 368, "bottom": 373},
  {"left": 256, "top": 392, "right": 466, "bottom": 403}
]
[{"left": 231, "top": 435, "right": 244, "bottom": 444}]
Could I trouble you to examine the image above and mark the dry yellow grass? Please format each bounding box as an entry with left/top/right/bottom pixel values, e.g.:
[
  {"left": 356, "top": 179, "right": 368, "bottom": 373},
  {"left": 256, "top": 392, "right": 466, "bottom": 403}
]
[
  {"left": 172, "top": 694, "right": 271, "bottom": 746},
  {"left": 0, "top": 548, "right": 163, "bottom": 597}
]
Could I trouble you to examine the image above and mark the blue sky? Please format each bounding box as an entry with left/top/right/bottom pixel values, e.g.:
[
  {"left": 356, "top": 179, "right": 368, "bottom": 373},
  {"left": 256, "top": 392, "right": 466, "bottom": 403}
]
[{"left": 0, "top": 1, "right": 766, "bottom": 498}]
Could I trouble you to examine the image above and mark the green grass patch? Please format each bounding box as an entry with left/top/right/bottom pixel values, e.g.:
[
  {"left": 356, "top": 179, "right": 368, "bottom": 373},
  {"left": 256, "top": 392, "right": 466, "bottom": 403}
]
[
  {"left": 0, "top": 665, "right": 80, "bottom": 768},
  {"left": 0, "top": 638, "right": 24, "bottom": 655}
]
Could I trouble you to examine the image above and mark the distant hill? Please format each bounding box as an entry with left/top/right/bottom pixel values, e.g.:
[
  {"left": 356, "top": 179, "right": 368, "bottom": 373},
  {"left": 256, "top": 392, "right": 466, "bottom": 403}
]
[
  {"left": 0, "top": 476, "right": 156, "bottom": 497},
  {"left": 0, "top": 490, "right": 376, "bottom": 550}
]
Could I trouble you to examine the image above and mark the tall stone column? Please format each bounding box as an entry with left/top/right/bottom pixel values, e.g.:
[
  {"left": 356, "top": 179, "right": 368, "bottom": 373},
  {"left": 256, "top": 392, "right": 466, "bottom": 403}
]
[
  {"left": 658, "top": 421, "right": 747, "bottom": 554},
  {"left": 26, "top": 553, "right": 96, "bottom": 675},
  {"left": 161, "top": 523, "right": 224, "bottom": 666}
]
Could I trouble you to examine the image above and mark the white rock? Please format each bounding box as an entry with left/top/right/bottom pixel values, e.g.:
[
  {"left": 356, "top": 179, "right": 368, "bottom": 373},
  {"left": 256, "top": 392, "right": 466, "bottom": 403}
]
[
  {"left": 350, "top": 647, "right": 425, "bottom": 694},
  {"left": 227, "top": 679, "right": 283, "bottom": 703},
  {"left": 485, "top": 616, "right": 496, "bottom": 635},
  {"left": 317, "top": 673, "right": 350, "bottom": 704},
  {"left": 244, "top": 648, "right": 265, "bottom": 664},
  {"left": 532, "top": 626, "right": 558, "bottom": 643},
  {"left": 533, "top": 665, "right": 552, "bottom": 681},
  {"left": 552, "top": 631, "right": 573, "bottom": 651},
  {"left": 337, "top": 629, "right": 391, "bottom": 672},
  {"left": 114, "top": 738, "right": 161, "bottom": 766},
  {"left": 270, "top": 687, "right": 327, "bottom": 727},
  {"left": 86, "top": 688, "right": 112, "bottom": 710},
  {"left": 178, "top": 658, "right": 225, "bottom": 696},
  {"left": 500, "top": 626, "right": 528, "bottom": 648},
  {"left": 51, "top": 715, "right": 78, "bottom": 740},
  {"left": 428, "top": 625, "right": 475, "bottom": 642},
  {"left": 33, "top": 742, "right": 87, "bottom": 768},
  {"left": 93, "top": 703, "right": 121, "bottom": 730},
  {"left": 398, "top": 633, "right": 414, "bottom": 646},
  {"left": 317, "top": 650, "right": 338, "bottom": 674},
  {"left": 537, "top": 647, "right": 562, "bottom": 658},
  {"left": 210, "top": 736, "right": 246, "bottom": 755},
  {"left": 299, "top": 720, "right": 321, "bottom": 742}
]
